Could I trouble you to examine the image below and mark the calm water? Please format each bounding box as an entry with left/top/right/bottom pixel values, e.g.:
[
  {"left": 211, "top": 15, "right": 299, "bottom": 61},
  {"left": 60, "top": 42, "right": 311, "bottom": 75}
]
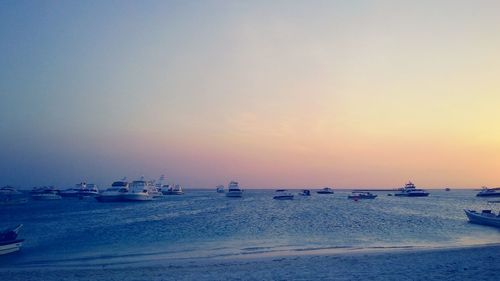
[{"left": 1, "top": 189, "right": 499, "bottom": 268}]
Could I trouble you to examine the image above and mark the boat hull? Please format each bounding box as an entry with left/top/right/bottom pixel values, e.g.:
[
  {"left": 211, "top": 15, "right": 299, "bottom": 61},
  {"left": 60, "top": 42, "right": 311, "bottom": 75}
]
[
  {"left": 394, "top": 193, "right": 429, "bottom": 197},
  {"left": 0, "top": 239, "right": 23, "bottom": 256},
  {"left": 32, "top": 195, "right": 62, "bottom": 200},
  {"left": 316, "top": 191, "right": 334, "bottom": 194},
  {"left": 226, "top": 192, "right": 242, "bottom": 198},
  {"left": 163, "top": 191, "right": 184, "bottom": 195},
  {"left": 464, "top": 210, "right": 500, "bottom": 228},
  {"left": 476, "top": 193, "right": 500, "bottom": 197},
  {"left": 121, "top": 194, "right": 153, "bottom": 201},
  {"left": 273, "top": 196, "right": 294, "bottom": 200}
]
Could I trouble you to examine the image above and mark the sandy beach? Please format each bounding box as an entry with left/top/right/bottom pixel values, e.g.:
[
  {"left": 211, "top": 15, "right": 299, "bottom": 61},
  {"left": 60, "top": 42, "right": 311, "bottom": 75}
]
[{"left": 1, "top": 244, "right": 499, "bottom": 281}]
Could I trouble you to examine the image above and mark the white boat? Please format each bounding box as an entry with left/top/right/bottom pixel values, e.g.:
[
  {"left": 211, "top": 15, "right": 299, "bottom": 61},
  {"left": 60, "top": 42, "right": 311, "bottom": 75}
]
[
  {"left": 394, "top": 182, "right": 429, "bottom": 197},
  {"left": 317, "top": 187, "right": 334, "bottom": 194},
  {"left": 464, "top": 209, "right": 500, "bottom": 228},
  {"left": 348, "top": 192, "right": 377, "bottom": 200},
  {"left": 31, "top": 187, "right": 61, "bottom": 200},
  {"left": 96, "top": 180, "right": 129, "bottom": 202},
  {"left": 476, "top": 187, "right": 500, "bottom": 197},
  {"left": 60, "top": 182, "right": 88, "bottom": 197},
  {"left": 216, "top": 185, "right": 225, "bottom": 193},
  {"left": 122, "top": 178, "right": 155, "bottom": 201},
  {"left": 226, "top": 181, "right": 243, "bottom": 198},
  {"left": 273, "top": 189, "right": 294, "bottom": 200},
  {"left": 0, "top": 186, "right": 28, "bottom": 205},
  {"left": 298, "top": 189, "right": 311, "bottom": 196},
  {"left": 77, "top": 183, "right": 99, "bottom": 197},
  {"left": 163, "top": 184, "right": 184, "bottom": 195},
  {"left": 0, "top": 224, "right": 24, "bottom": 256}
]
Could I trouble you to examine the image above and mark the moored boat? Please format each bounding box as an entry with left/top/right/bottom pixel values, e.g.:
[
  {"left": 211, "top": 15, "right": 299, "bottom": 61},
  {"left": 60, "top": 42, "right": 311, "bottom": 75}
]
[
  {"left": 317, "top": 187, "right": 334, "bottom": 194},
  {"left": 464, "top": 209, "right": 500, "bottom": 228},
  {"left": 298, "top": 189, "right": 311, "bottom": 196},
  {"left": 394, "top": 182, "right": 429, "bottom": 197},
  {"left": 226, "top": 181, "right": 243, "bottom": 198},
  {"left": 273, "top": 189, "right": 294, "bottom": 200},
  {"left": 476, "top": 187, "right": 500, "bottom": 197},
  {"left": 31, "top": 187, "right": 61, "bottom": 200},
  {"left": 163, "top": 184, "right": 184, "bottom": 195},
  {"left": 0, "top": 224, "right": 24, "bottom": 256},
  {"left": 96, "top": 180, "right": 129, "bottom": 202},
  {"left": 0, "top": 186, "right": 28, "bottom": 205},
  {"left": 121, "top": 178, "right": 155, "bottom": 201},
  {"left": 216, "top": 185, "right": 225, "bottom": 193},
  {"left": 348, "top": 191, "right": 377, "bottom": 200},
  {"left": 60, "top": 182, "right": 87, "bottom": 198}
]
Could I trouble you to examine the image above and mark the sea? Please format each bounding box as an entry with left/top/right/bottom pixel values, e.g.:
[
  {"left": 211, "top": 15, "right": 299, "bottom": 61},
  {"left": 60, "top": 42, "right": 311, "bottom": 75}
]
[{"left": 1, "top": 189, "right": 499, "bottom": 268}]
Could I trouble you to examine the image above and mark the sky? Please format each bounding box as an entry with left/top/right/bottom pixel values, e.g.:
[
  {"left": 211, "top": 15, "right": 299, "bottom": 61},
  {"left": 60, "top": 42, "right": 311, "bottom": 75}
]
[{"left": 1, "top": 0, "right": 499, "bottom": 189}]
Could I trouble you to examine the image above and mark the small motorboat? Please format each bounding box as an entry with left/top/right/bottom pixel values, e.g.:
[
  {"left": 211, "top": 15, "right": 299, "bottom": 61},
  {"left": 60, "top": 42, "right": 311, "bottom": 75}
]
[
  {"left": 445, "top": 188, "right": 451, "bottom": 191},
  {"left": 476, "top": 187, "right": 500, "bottom": 197},
  {"left": 31, "top": 188, "right": 61, "bottom": 200},
  {"left": 317, "top": 187, "right": 334, "bottom": 194},
  {"left": 0, "top": 224, "right": 24, "bottom": 256},
  {"left": 394, "top": 182, "right": 429, "bottom": 197},
  {"left": 348, "top": 191, "right": 377, "bottom": 200},
  {"left": 298, "top": 189, "right": 311, "bottom": 196},
  {"left": 0, "top": 186, "right": 28, "bottom": 205},
  {"left": 273, "top": 189, "right": 294, "bottom": 200},
  {"left": 163, "top": 184, "right": 184, "bottom": 195},
  {"left": 464, "top": 209, "right": 500, "bottom": 228},
  {"left": 226, "top": 181, "right": 243, "bottom": 198},
  {"left": 216, "top": 185, "right": 225, "bottom": 193}
]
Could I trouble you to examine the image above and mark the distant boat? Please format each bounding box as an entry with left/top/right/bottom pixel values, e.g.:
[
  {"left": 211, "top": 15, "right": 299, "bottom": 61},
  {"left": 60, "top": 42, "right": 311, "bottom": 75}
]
[
  {"left": 216, "top": 185, "right": 225, "bottom": 193},
  {"left": 394, "top": 182, "right": 429, "bottom": 197},
  {"left": 464, "top": 209, "right": 500, "bottom": 228},
  {"left": 78, "top": 183, "right": 99, "bottom": 197},
  {"left": 0, "top": 224, "right": 24, "bottom": 256},
  {"left": 348, "top": 191, "right": 377, "bottom": 200},
  {"left": 273, "top": 189, "right": 294, "bottom": 200},
  {"left": 317, "top": 187, "right": 334, "bottom": 194},
  {"left": 0, "top": 186, "right": 28, "bottom": 205},
  {"left": 122, "top": 178, "right": 155, "bottom": 201},
  {"left": 226, "top": 181, "right": 243, "bottom": 198},
  {"left": 476, "top": 187, "right": 500, "bottom": 197},
  {"left": 163, "top": 184, "right": 184, "bottom": 195},
  {"left": 445, "top": 188, "right": 451, "bottom": 191},
  {"left": 31, "top": 187, "right": 61, "bottom": 200},
  {"left": 96, "top": 180, "right": 129, "bottom": 202},
  {"left": 298, "top": 189, "right": 311, "bottom": 196}
]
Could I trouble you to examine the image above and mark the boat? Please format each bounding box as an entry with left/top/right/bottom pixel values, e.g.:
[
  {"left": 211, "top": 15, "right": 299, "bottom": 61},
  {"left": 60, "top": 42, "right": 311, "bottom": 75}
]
[
  {"left": 226, "top": 181, "right": 243, "bottom": 198},
  {"left": 273, "top": 189, "right": 294, "bottom": 200},
  {"left": 31, "top": 187, "right": 61, "bottom": 200},
  {"left": 0, "top": 186, "right": 28, "bottom": 205},
  {"left": 0, "top": 224, "right": 24, "bottom": 256},
  {"left": 216, "top": 185, "right": 225, "bottom": 193},
  {"left": 298, "top": 189, "right": 311, "bottom": 196},
  {"left": 77, "top": 183, "right": 99, "bottom": 197},
  {"left": 394, "top": 182, "right": 429, "bottom": 197},
  {"left": 445, "top": 188, "right": 451, "bottom": 191},
  {"left": 121, "top": 178, "right": 155, "bottom": 201},
  {"left": 163, "top": 184, "right": 184, "bottom": 195},
  {"left": 96, "top": 180, "right": 129, "bottom": 202},
  {"left": 317, "top": 187, "right": 334, "bottom": 194},
  {"left": 348, "top": 191, "right": 377, "bottom": 199},
  {"left": 464, "top": 209, "right": 500, "bottom": 228},
  {"left": 476, "top": 187, "right": 500, "bottom": 197},
  {"left": 60, "top": 182, "right": 88, "bottom": 197}
]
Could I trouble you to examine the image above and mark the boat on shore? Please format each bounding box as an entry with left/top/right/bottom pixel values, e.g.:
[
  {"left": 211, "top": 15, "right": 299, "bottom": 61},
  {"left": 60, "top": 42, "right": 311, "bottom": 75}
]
[
  {"left": 317, "top": 187, "right": 334, "bottom": 194},
  {"left": 0, "top": 224, "right": 24, "bottom": 256},
  {"left": 476, "top": 187, "right": 500, "bottom": 197},
  {"left": 394, "top": 182, "right": 429, "bottom": 197},
  {"left": 163, "top": 184, "right": 184, "bottom": 195},
  {"left": 348, "top": 191, "right": 377, "bottom": 200},
  {"left": 273, "top": 189, "right": 294, "bottom": 200},
  {"left": 96, "top": 180, "right": 129, "bottom": 202},
  {"left": 226, "top": 181, "right": 243, "bottom": 198},
  {"left": 464, "top": 209, "right": 500, "bottom": 228}
]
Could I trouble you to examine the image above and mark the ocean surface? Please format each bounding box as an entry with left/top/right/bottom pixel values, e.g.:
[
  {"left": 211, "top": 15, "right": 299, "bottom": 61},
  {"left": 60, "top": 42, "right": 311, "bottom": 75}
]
[{"left": 1, "top": 189, "right": 499, "bottom": 268}]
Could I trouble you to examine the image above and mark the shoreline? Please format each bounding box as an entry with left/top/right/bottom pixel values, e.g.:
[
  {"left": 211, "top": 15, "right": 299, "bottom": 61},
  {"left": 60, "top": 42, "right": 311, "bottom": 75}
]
[{"left": 1, "top": 243, "right": 500, "bottom": 280}]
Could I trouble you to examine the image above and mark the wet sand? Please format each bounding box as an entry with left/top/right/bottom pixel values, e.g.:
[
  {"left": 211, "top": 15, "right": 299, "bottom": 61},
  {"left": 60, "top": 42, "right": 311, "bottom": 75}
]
[{"left": 1, "top": 244, "right": 499, "bottom": 280}]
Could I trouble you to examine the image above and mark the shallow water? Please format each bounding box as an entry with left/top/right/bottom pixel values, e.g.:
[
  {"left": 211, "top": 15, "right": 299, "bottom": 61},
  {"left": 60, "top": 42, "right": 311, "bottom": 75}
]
[{"left": 1, "top": 189, "right": 499, "bottom": 268}]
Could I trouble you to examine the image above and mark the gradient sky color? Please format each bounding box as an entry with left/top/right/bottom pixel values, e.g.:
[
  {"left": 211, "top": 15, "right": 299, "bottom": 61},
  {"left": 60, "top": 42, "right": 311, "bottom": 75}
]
[{"left": 1, "top": 0, "right": 499, "bottom": 188}]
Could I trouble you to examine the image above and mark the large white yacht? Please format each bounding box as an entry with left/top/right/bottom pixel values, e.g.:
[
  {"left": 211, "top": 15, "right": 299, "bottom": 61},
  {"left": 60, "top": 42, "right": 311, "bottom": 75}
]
[
  {"left": 226, "top": 181, "right": 243, "bottom": 198},
  {"left": 122, "top": 178, "right": 155, "bottom": 201},
  {"left": 394, "top": 182, "right": 429, "bottom": 197},
  {"left": 476, "top": 187, "right": 500, "bottom": 197},
  {"left": 96, "top": 180, "right": 129, "bottom": 202}
]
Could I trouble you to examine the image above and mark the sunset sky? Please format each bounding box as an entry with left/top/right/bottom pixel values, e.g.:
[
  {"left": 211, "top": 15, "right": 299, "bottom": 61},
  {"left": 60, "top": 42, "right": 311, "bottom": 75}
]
[{"left": 1, "top": 0, "right": 499, "bottom": 188}]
